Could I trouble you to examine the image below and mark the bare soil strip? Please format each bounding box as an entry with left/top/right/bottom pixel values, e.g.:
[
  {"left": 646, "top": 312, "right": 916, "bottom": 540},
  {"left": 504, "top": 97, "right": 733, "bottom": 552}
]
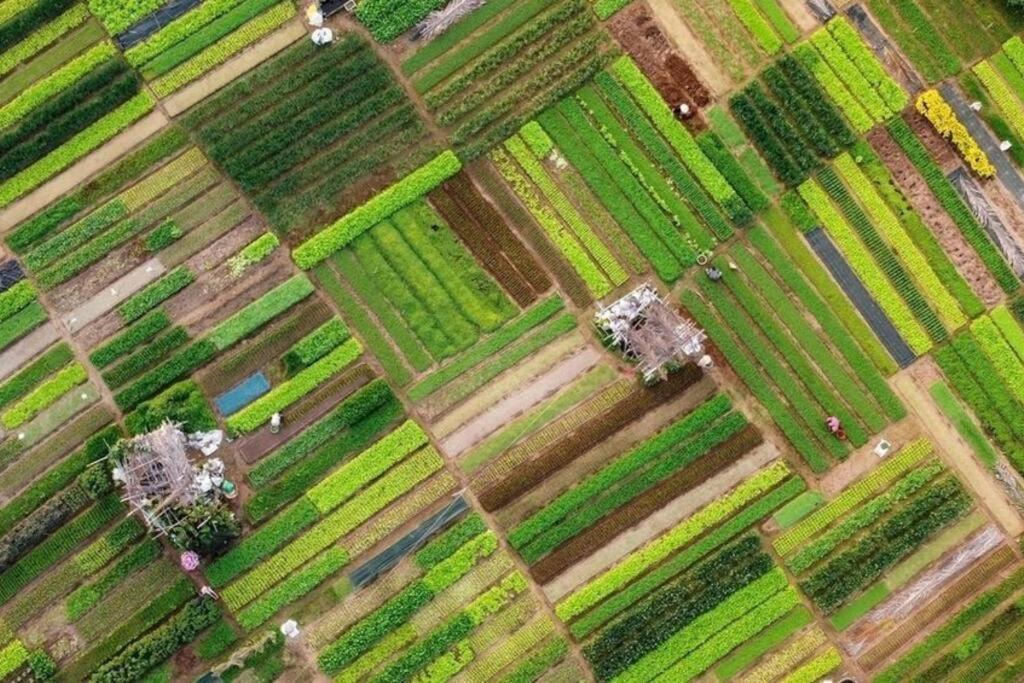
[
  {"left": 0, "top": 111, "right": 170, "bottom": 230},
  {"left": 441, "top": 347, "right": 601, "bottom": 456},
  {"left": 541, "top": 439, "right": 780, "bottom": 602},
  {"left": 0, "top": 323, "right": 59, "bottom": 381},
  {"left": 63, "top": 258, "right": 165, "bottom": 334},
  {"left": 645, "top": 0, "right": 731, "bottom": 96},
  {"left": 163, "top": 20, "right": 306, "bottom": 117},
  {"left": 893, "top": 369, "right": 1024, "bottom": 537}
]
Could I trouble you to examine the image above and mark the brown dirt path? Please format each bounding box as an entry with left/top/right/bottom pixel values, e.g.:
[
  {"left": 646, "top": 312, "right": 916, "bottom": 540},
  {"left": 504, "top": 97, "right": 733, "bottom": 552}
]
[
  {"left": 440, "top": 347, "right": 601, "bottom": 456},
  {"left": 541, "top": 439, "right": 781, "bottom": 602},
  {"left": 163, "top": 20, "right": 306, "bottom": 117},
  {"left": 0, "top": 111, "right": 169, "bottom": 231},
  {"left": 644, "top": 0, "right": 731, "bottom": 97},
  {"left": 779, "top": 0, "right": 819, "bottom": 34},
  {"left": 63, "top": 258, "right": 165, "bottom": 334},
  {"left": 0, "top": 323, "right": 59, "bottom": 381},
  {"left": 892, "top": 367, "right": 1024, "bottom": 537}
]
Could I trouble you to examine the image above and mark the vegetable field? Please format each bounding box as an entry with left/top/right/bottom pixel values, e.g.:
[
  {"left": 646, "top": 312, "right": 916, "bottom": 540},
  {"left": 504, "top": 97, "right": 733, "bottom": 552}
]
[{"left": 3, "top": 0, "right": 1024, "bottom": 680}]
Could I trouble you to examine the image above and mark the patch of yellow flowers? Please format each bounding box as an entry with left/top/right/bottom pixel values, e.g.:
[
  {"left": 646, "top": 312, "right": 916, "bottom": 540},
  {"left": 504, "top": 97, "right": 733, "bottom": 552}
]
[{"left": 915, "top": 89, "right": 996, "bottom": 179}]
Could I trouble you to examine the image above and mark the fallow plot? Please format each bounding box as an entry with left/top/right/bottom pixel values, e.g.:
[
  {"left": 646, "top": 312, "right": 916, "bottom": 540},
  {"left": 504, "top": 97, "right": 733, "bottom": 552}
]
[
  {"left": 553, "top": 459, "right": 821, "bottom": 682},
  {"left": 184, "top": 36, "right": 438, "bottom": 234},
  {"left": 874, "top": 559, "right": 1024, "bottom": 681},
  {"left": 683, "top": 222, "right": 904, "bottom": 473},
  {"left": 668, "top": 0, "right": 800, "bottom": 85},
  {"left": 401, "top": 0, "right": 617, "bottom": 158},
  {"left": 0, "top": 6, "right": 154, "bottom": 209}
]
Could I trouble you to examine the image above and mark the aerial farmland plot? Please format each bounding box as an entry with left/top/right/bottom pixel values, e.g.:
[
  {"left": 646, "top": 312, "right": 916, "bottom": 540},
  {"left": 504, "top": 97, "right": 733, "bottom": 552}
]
[{"left": 5, "top": 0, "right": 1024, "bottom": 680}]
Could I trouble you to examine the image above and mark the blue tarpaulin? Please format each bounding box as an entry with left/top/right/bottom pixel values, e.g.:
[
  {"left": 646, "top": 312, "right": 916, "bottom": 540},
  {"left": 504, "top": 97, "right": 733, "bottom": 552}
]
[{"left": 215, "top": 372, "right": 270, "bottom": 416}]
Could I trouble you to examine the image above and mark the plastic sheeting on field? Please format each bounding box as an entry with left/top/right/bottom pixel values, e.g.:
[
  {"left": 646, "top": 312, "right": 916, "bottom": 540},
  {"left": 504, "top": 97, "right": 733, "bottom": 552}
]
[
  {"left": 215, "top": 372, "right": 271, "bottom": 416},
  {"left": 350, "top": 496, "right": 470, "bottom": 588},
  {"left": 116, "top": 0, "right": 202, "bottom": 49},
  {"left": 0, "top": 260, "right": 24, "bottom": 293},
  {"left": 805, "top": 227, "right": 916, "bottom": 368}
]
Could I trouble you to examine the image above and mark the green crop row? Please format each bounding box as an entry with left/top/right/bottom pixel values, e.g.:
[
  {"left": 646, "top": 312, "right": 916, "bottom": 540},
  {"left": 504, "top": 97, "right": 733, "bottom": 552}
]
[
  {"left": 248, "top": 377, "right": 394, "bottom": 487},
  {"left": 828, "top": 17, "right": 907, "bottom": 112},
  {"left": 227, "top": 337, "right": 362, "bottom": 433},
  {"left": 90, "top": 311, "right": 170, "bottom": 368},
  {"left": 140, "top": 0, "right": 281, "bottom": 78},
  {"left": 810, "top": 28, "right": 891, "bottom": 122},
  {"left": 586, "top": 536, "right": 771, "bottom": 679},
  {"left": 774, "top": 438, "right": 932, "bottom": 554},
  {"left": 237, "top": 546, "right": 348, "bottom": 630},
  {"left": 1, "top": 362, "right": 86, "bottom": 429},
  {"left": 683, "top": 290, "right": 826, "bottom": 470},
  {"left": 207, "top": 274, "right": 313, "bottom": 350},
  {"left": 835, "top": 153, "right": 967, "bottom": 330},
  {"left": 511, "top": 395, "right": 733, "bottom": 549},
  {"left": 699, "top": 272, "right": 849, "bottom": 461},
  {"left": 0, "top": 92, "right": 154, "bottom": 209},
  {"left": 729, "top": 0, "right": 783, "bottom": 54},
  {"left": 24, "top": 148, "right": 202, "bottom": 271},
  {"left": 761, "top": 64, "right": 840, "bottom": 160},
  {"left": 799, "top": 178, "right": 932, "bottom": 354},
  {"left": 227, "top": 231, "right": 278, "bottom": 278},
  {"left": 793, "top": 44, "right": 873, "bottom": 133},
  {"left": 225, "top": 447, "right": 443, "bottom": 609},
  {"left": 531, "top": 105, "right": 685, "bottom": 282},
  {"left": 102, "top": 327, "right": 190, "bottom": 389},
  {"left": 306, "top": 420, "right": 426, "bottom": 513},
  {"left": 0, "top": 343, "right": 72, "bottom": 413},
  {"left": 5, "top": 127, "right": 188, "bottom": 252},
  {"left": 151, "top": 2, "right": 295, "bottom": 97},
  {"left": 610, "top": 57, "right": 741, "bottom": 214},
  {"left": 4, "top": 517, "right": 144, "bottom": 628},
  {"left": 354, "top": 0, "right": 444, "bottom": 42},
  {"left": 0, "top": 4, "right": 87, "bottom": 77},
  {"left": 738, "top": 232, "right": 901, "bottom": 423},
  {"left": 118, "top": 267, "right": 195, "bottom": 324},
  {"left": 126, "top": 0, "right": 255, "bottom": 64},
  {"left": 788, "top": 462, "right": 942, "bottom": 573},
  {"left": 557, "top": 461, "right": 793, "bottom": 621},
  {"left": 91, "top": 599, "right": 220, "bottom": 681},
  {"left": 972, "top": 315, "right": 1024, "bottom": 404},
  {"left": 877, "top": 565, "right": 1024, "bottom": 682},
  {"left": 244, "top": 400, "right": 402, "bottom": 524},
  {"left": 617, "top": 569, "right": 796, "bottom": 682},
  {"left": 0, "top": 300, "right": 46, "bottom": 351},
  {"left": 801, "top": 478, "right": 971, "bottom": 611},
  {"left": 0, "top": 495, "right": 121, "bottom": 605},
  {"left": 575, "top": 85, "right": 714, "bottom": 253},
  {"left": 113, "top": 339, "right": 216, "bottom": 410},
  {"left": 0, "top": 280, "right": 35, "bottom": 322},
  {"left": 66, "top": 539, "right": 161, "bottom": 621},
  {"left": 506, "top": 133, "right": 628, "bottom": 284},
  {"left": 730, "top": 88, "right": 806, "bottom": 188},
  {"left": 816, "top": 165, "right": 947, "bottom": 348},
  {"left": 973, "top": 60, "right": 1024, "bottom": 149},
  {"left": 525, "top": 413, "right": 750, "bottom": 566},
  {"left": 0, "top": 41, "right": 115, "bottom": 130},
  {"left": 886, "top": 117, "right": 1020, "bottom": 294},
  {"left": 491, "top": 145, "right": 611, "bottom": 295},
  {"left": 282, "top": 318, "right": 349, "bottom": 375},
  {"left": 293, "top": 151, "right": 461, "bottom": 268},
  {"left": 318, "top": 530, "right": 499, "bottom": 674},
  {"left": 715, "top": 254, "right": 871, "bottom": 446}
]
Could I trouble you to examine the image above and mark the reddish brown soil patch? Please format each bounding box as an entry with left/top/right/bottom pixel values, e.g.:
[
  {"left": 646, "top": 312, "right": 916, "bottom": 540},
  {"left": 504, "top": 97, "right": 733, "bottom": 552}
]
[
  {"left": 608, "top": 3, "right": 710, "bottom": 130},
  {"left": 904, "top": 110, "right": 958, "bottom": 169},
  {"left": 867, "top": 127, "right": 1002, "bottom": 307}
]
